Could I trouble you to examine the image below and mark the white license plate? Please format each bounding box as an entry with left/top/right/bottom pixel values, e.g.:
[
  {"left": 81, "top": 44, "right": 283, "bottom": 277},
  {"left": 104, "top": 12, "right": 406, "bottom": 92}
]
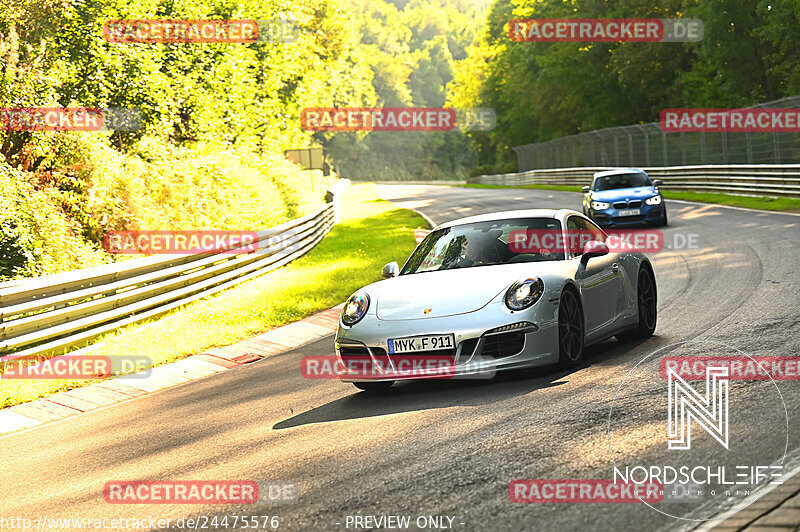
[
  {"left": 619, "top": 208, "right": 640, "bottom": 216},
  {"left": 388, "top": 334, "right": 454, "bottom": 354}
]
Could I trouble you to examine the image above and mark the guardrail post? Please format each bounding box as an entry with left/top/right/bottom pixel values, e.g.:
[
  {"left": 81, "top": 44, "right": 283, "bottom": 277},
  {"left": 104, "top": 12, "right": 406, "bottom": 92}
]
[
  {"left": 722, "top": 132, "right": 729, "bottom": 163},
  {"left": 627, "top": 132, "right": 634, "bottom": 166},
  {"left": 634, "top": 124, "right": 650, "bottom": 167},
  {"left": 680, "top": 133, "right": 687, "bottom": 165},
  {"left": 700, "top": 132, "right": 706, "bottom": 164}
]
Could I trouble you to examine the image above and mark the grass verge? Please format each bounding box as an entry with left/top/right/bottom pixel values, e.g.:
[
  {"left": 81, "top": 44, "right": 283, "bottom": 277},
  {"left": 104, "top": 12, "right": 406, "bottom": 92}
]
[
  {"left": 658, "top": 190, "right": 800, "bottom": 212},
  {"left": 461, "top": 183, "right": 800, "bottom": 212},
  {"left": 0, "top": 183, "right": 428, "bottom": 409},
  {"left": 462, "top": 183, "right": 582, "bottom": 192}
]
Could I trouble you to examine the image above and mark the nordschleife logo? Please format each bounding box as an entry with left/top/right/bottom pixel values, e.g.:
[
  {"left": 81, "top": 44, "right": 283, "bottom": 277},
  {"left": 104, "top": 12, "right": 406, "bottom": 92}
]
[
  {"left": 607, "top": 340, "right": 788, "bottom": 521},
  {"left": 667, "top": 364, "right": 729, "bottom": 450}
]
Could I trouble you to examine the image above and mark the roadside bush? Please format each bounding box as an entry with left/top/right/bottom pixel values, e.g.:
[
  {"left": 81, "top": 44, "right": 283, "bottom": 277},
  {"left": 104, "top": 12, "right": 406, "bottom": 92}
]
[
  {"left": 0, "top": 160, "right": 108, "bottom": 279},
  {"left": 0, "top": 135, "right": 331, "bottom": 280}
]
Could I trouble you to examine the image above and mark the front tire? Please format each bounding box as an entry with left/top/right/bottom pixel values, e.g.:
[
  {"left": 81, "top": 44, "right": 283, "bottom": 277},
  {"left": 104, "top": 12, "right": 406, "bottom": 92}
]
[
  {"left": 353, "top": 381, "right": 395, "bottom": 392},
  {"left": 558, "top": 287, "right": 585, "bottom": 368},
  {"left": 617, "top": 266, "right": 657, "bottom": 340},
  {"left": 660, "top": 209, "right": 668, "bottom": 227}
]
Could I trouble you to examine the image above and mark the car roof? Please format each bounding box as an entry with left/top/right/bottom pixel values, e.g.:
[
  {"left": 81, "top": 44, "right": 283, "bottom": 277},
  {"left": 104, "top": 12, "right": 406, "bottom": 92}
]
[
  {"left": 592, "top": 168, "right": 647, "bottom": 179},
  {"left": 435, "top": 209, "right": 581, "bottom": 230}
]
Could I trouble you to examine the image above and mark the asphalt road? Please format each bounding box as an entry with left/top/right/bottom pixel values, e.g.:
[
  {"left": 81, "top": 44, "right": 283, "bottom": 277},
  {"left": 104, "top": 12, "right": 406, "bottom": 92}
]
[{"left": 1, "top": 184, "right": 799, "bottom": 532}]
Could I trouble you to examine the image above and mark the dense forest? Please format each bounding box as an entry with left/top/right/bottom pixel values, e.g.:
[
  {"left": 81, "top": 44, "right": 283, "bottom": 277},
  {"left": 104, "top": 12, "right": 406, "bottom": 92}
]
[
  {"left": 2, "top": 0, "right": 799, "bottom": 278},
  {"left": 1, "top": 0, "right": 373, "bottom": 278},
  {"left": 449, "top": 0, "right": 800, "bottom": 172}
]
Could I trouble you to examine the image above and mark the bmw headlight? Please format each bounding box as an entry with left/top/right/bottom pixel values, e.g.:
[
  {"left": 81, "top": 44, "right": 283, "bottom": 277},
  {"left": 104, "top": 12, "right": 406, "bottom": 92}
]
[
  {"left": 505, "top": 277, "right": 545, "bottom": 311},
  {"left": 342, "top": 291, "right": 370, "bottom": 326},
  {"left": 591, "top": 201, "right": 610, "bottom": 210},
  {"left": 645, "top": 195, "right": 662, "bottom": 205}
]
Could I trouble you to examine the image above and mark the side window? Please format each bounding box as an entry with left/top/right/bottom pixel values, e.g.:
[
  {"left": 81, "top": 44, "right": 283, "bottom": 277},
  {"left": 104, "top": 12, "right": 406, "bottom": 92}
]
[
  {"left": 566, "top": 217, "right": 584, "bottom": 257},
  {"left": 582, "top": 218, "right": 607, "bottom": 243},
  {"left": 567, "top": 216, "right": 607, "bottom": 257}
]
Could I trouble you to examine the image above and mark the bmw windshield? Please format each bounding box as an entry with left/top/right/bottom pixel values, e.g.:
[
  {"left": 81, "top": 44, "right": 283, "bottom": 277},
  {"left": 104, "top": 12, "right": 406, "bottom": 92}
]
[{"left": 593, "top": 173, "right": 652, "bottom": 191}]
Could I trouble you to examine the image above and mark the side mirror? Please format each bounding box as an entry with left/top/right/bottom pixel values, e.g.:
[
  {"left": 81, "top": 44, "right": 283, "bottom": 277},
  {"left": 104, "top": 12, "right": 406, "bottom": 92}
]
[
  {"left": 581, "top": 186, "right": 590, "bottom": 193},
  {"left": 580, "top": 241, "right": 609, "bottom": 263},
  {"left": 652, "top": 179, "right": 663, "bottom": 187},
  {"left": 381, "top": 261, "right": 399, "bottom": 278}
]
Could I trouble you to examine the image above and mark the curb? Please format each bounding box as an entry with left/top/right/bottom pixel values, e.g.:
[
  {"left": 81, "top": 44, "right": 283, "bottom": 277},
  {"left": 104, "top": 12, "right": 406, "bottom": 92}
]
[
  {"left": 408, "top": 208, "right": 437, "bottom": 230},
  {"left": 694, "top": 463, "right": 800, "bottom": 531},
  {"left": 0, "top": 306, "right": 341, "bottom": 436}
]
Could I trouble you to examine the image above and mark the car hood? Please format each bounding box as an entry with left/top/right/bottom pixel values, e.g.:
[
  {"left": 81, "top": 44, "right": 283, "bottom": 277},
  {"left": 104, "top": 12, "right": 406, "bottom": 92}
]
[
  {"left": 590, "top": 187, "right": 657, "bottom": 202},
  {"left": 374, "top": 262, "right": 561, "bottom": 321}
]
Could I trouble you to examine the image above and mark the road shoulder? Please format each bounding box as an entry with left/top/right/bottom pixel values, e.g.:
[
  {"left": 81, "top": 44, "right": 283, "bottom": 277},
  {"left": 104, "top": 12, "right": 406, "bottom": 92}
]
[{"left": 0, "top": 306, "right": 341, "bottom": 436}]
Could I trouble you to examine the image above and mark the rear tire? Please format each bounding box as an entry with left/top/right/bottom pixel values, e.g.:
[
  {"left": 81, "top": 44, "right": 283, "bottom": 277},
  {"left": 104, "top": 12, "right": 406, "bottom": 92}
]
[
  {"left": 557, "top": 287, "right": 585, "bottom": 368},
  {"left": 617, "top": 266, "right": 657, "bottom": 340},
  {"left": 353, "top": 381, "right": 395, "bottom": 392}
]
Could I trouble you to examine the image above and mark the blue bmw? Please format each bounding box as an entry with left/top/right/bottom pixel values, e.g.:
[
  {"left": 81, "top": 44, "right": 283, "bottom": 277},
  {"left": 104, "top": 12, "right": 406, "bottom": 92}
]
[{"left": 582, "top": 169, "right": 667, "bottom": 227}]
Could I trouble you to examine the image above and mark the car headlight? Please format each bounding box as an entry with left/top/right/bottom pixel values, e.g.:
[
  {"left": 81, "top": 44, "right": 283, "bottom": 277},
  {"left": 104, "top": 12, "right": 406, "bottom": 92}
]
[
  {"left": 645, "top": 195, "right": 662, "bottom": 205},
  {"left": 342, "top": 291, "right": 370, "bottom": 326},
  {"left": 591, "top": 201, "right": 610, "bottom": 210},
  {"left": 505, "top": 277, "right": 545, "bottom": 311}
]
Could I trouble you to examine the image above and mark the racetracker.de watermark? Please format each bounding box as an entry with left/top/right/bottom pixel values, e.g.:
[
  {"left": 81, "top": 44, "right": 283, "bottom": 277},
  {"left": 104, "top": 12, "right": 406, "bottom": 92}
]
[
  {"left": 509, "top": 479, "right": 663, "bottom": 503},
  {"left": 104, "top": 230, "right": 260, "bottom": 255},
  {"left": 508, "top": 18, "right": 703, "bottom": 42},
  {"left": 1, "top": 355, "right": 151, "bottom": 379},
  {"left": 300, "top": 107, "right": 495, "bottom": 132},
  {"left": 0, "top": 107, "right": 141, "bottom": 131},
  {"left": 508, "top": 229, "right": 699, "bottom": 254},
  {"left": 660, "top": 356, "right": 800, "bottom": 380},
  {"left": 103, "top": 19, "right": 299, "bottom": 44},
  {"left": 103, "top": 481, "right": 297, "bottom": 504},
  {"left": 660, "top": 108, "right": 800, "bottom": 132},
  {"left": 303, "top": 354, "right": 456, "bottom": 380}
]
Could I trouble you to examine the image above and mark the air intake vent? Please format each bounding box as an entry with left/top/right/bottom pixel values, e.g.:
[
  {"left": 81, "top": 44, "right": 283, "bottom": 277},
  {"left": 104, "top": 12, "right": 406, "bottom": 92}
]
[{"left": 481, "top": 331, "right": 525, "bottom": 358}]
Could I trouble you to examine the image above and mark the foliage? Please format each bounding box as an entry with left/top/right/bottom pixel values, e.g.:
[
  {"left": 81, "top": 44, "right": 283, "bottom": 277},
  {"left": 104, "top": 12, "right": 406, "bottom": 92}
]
[
  {"left": 0, "top": 0, "right": 371, "bottom": 278},
  {"left": 320, "top": 0, "right": 485, "bottom": 181},
  {"left": 448, "top": 0, "right": 800, "bottom": 172}
]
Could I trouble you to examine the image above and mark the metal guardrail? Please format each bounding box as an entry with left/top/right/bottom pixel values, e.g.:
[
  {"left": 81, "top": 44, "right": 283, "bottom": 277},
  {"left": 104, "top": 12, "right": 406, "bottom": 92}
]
[
  {"left": 468, "top": 165, "right": 800, "bottom": 198},
  {"left": 0, "top": 180, "right": 349, "bottom": 362}
]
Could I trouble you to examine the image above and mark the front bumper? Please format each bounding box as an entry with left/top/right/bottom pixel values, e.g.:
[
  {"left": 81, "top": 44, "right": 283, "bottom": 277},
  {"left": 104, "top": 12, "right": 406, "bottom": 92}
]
[
  {"left": 590, "top": 203, "right": 664, "bottom": 227},
  {"left": 334, "top": 300, "right": 560, "bottom": 382}
]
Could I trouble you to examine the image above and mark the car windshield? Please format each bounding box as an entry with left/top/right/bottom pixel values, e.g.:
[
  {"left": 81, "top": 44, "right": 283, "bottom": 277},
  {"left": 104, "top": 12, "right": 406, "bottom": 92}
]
[
  {"left": 400, "top": 218, "right": 564, "bottom": 275},
  {"left": 593, "top": 172, "right": 651, "bottom": 191}
]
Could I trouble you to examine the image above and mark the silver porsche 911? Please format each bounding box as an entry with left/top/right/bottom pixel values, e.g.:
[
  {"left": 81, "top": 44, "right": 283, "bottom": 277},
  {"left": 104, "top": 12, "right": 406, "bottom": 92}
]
[{"left": 334, "top": 209, "right": 657, "bottom": 392}]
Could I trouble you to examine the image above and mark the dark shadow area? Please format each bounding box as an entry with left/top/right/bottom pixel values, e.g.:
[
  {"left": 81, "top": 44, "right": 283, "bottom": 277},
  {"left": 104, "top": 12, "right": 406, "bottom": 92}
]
[
  {"left": 273, "top": 370, "right": 566, "bottom": 430},
  {"left": 273, "top": 334, "right": 653, "bottom": 430},
  {"left": 0, "top": 333, "right": 660, "bottom": 494}
]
